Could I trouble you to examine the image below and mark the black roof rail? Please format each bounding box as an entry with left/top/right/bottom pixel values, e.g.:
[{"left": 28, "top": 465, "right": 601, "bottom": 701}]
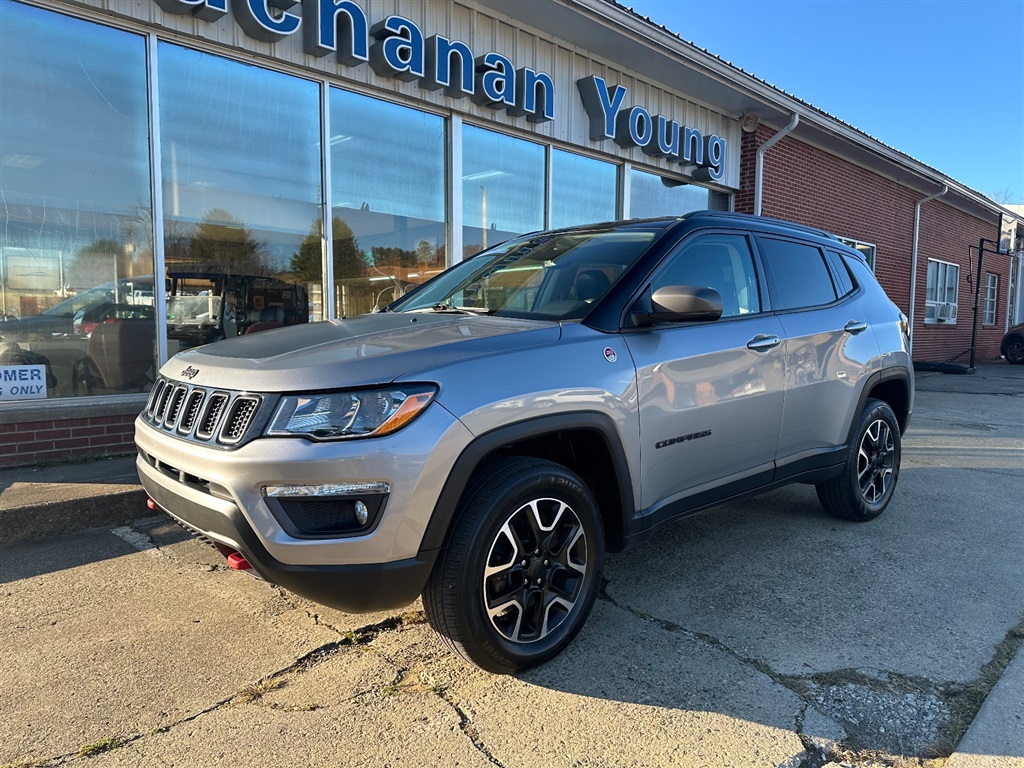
[{"left": 684, "top": 210, "right": 841, "bottom": 242}]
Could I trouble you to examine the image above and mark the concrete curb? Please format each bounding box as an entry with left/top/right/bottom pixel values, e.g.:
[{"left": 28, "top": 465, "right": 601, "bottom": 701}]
[
  {"left": 945, "top": 646, "right": 1024, "bottom": 767},
  {"left": 0, "top": 488, "right": 149, "bottom": 548}
]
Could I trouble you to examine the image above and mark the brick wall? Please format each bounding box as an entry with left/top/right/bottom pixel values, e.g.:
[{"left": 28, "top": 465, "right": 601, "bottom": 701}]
[
  {"left": 737, "top": 126, "right": 1009, "bottom": 362},
  {"left": 0, "top": 401, "right": 143, "bottom": 468}
]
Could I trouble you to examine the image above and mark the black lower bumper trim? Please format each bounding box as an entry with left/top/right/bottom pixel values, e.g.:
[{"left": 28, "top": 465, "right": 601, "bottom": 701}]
[{"left": 140, "top": 467, "right": 435, "bottom": 614}]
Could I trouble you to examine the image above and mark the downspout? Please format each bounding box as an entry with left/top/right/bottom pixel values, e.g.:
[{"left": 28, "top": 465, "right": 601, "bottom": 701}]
[
  {"left": 909, "top": 185, "right": 948, "bottom": 354},
  {"left": 754, "top": 113, "right": 799, "bottom": 216}
]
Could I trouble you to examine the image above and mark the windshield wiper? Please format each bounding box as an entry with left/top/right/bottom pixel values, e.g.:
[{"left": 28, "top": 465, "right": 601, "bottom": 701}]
[{"left": 427, "top": 303, "right": 494, "bottom": 315}]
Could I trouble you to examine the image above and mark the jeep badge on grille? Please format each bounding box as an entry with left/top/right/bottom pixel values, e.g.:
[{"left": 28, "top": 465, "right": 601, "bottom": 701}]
[{"left": 181, "top": 366, "right": 200, "bottom": 380}]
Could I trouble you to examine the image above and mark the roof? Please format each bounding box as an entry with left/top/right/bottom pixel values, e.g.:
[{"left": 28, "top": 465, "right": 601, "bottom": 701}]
[{"left": 476, "top": 0, "right": 1020, "bottom": 225}]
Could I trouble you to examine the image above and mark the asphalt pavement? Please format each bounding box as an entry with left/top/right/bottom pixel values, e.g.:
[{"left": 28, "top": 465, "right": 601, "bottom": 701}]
[{"left": 1, "top": 362, "right": 1022, "bottom": 768}]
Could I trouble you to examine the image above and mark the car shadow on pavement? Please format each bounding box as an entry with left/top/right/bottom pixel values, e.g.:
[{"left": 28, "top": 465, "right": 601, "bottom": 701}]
[{"left": 511, "top": 474, "right": 1023, "bottom": 759}]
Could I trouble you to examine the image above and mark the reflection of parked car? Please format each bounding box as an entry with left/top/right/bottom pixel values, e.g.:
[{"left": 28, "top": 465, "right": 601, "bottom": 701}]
[
  {"left": 0, "top": 277, "right": 155, "bottom": 341},
  {"left": 73, "top": 302, "right": 156, "bottom": 337},
  {"left": 1001, "top": 323, "right": 1024, "bottom": 364}
]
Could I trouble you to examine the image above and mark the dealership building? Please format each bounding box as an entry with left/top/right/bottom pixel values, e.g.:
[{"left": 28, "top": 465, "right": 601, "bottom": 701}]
[{"left": 1, "top": 0, "right": 1021, "bottom": 467}]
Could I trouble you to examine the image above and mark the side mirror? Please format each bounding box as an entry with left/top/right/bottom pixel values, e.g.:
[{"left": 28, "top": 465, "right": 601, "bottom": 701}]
[{"left": 630, "top": 285, "right": 723, "bottom": 326}]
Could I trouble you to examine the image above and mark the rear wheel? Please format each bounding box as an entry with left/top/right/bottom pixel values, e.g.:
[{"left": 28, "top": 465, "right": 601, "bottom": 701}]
[
  {"left": 423, "top": 457, "right": 604, "bottom": 674},
  {"left": 1005, "top": 335, "right": 1024, "bottom": 364},
  {"left": 816, "top": 398, "right": 901, "bottom": 521}
]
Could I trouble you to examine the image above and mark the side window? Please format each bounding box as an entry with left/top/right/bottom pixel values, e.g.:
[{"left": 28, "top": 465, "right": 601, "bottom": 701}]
[
  {"left": 826, "top": 250, "right": 856, "bottom": 297},
  {"left": 758, "top": 237, "right": 838, "bottom": 310},
  {"left": 652, "top": 234, "right": 761, "bottom": 318}
]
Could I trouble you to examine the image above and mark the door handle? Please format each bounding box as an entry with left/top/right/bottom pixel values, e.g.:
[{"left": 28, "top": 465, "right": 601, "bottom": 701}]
[
  {"left": 844, "top": 320, "right": 868, "bottom": 334},
  {"left": 746, "top": 334, "right": 781, "bottom": 351}
]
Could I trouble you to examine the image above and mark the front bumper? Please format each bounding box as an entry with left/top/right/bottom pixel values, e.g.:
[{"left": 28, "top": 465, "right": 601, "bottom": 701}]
[
  {"left": 134, "top": 402, "right": 473, "bottom": 613},
  {"left": 140, "top": 456, "right": 433, "bottom": 612}
]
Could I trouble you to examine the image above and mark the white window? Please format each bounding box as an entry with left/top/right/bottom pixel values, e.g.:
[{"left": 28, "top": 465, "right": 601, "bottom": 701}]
[
  {"left": 984, "top": 273, "right": 998, "bottom": 325},
  {"left": 838, "top": 236, "right": 876, "bottom": 271},
  {"left": 925, "top": 259, "right": 959, "bottom": 324}
]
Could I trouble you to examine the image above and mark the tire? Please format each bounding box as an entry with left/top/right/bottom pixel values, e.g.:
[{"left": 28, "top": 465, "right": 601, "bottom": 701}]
[
  {"left": 816, "top": 398, "right": 901, "bottom": 522},
  {"left": 423, "top": 456, "right": 605, "bottom": 674},
  {"left": 1005, "top": 335, "right": 1024, "bottom": 365}
]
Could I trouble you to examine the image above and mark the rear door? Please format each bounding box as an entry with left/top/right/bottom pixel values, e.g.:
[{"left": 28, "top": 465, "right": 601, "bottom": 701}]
[
  {"left": 754, "top": 236, "right": 879, "bottom": 479},
  {"left": 624, "top": 231, "right": 786, "bottom": 518}
]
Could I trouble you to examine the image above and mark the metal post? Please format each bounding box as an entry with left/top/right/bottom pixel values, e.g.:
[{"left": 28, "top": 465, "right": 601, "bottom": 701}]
[{"left": 969, "top": 237, "right": 985, "bottom": 372}]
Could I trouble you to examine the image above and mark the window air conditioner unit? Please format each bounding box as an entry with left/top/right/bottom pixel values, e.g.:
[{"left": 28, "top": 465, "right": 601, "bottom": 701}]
[{"left": 936, "top": 302, "right": 956, "bottom": 322}]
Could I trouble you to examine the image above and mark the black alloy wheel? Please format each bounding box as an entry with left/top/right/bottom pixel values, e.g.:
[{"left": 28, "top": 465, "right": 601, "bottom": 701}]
[
  {"left": 816, "top": 398, "right": 902, "bottom": 522},
  {"left": 423, "top": 457, "right": 604, "bottom": 674}
]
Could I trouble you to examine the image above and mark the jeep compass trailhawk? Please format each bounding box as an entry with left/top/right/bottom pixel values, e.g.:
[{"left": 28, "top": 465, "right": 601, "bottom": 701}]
[{"left": 137, "top": 211, "right": 913, "bottom": 673}]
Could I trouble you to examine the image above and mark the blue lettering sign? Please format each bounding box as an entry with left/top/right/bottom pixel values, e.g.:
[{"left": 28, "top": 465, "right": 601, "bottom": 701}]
[
  {"left": 424, "top": 35, "right": 474, "bottom": 98},
  {"left": 233, "top": 0, "right": 301, "bottom": 42},
  {"left": 473, "top": 52, "right": 516, "bottom": 108},
  {"left": 302, "top": 0, "right": 368, "bottom": 64},
  {"left": 509, "top": 68, "right": 554, "bottom": 123},
  {"left": 645, "top": 115, "right": 679, "bottom": 158},
  {"left": 680, "top": 126, "right": 704, "bottom": 165},
  {"left": 576, "top": 76, "right": 626, "bottom": 140},
  {"left": 615, "top": 105, "right": 652, "bottom": 148},
  {"left": 153, "top": 0, "right": 228, "bottom": 22},
  {"left": 369, "top": 16, "right": 424, "bottom": 81}
]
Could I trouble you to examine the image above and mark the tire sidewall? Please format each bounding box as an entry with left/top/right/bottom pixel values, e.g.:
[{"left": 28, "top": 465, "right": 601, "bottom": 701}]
[{"left": 451, "top": 465, "right": 604, "bottom": 670}]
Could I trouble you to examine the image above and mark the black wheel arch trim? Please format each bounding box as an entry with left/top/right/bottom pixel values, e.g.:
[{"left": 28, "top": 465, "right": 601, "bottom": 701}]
[
  {"left": 846, "top": 366, "right": 912, "bottom": 448},
  {"left": 418, "top": 412, "right": 637, "bottom": 557}
]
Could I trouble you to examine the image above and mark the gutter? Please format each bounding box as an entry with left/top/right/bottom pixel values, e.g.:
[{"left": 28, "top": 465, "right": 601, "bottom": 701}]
[
  {"left": 754, "top": 114, "right": 799, "bottom": 216},
  {"left": 909, "top": 185, "right": 948, "bottom": 353}
]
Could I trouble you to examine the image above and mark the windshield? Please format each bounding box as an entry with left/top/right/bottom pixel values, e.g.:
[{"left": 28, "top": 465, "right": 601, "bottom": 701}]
[{"left": 390, "top": 229, "right": 658, "bottom": 320}]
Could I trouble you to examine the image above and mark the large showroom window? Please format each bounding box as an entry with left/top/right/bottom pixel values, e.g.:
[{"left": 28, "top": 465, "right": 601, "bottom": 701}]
[
  {"left": 628, "top": 169, "right": 711, "bottom": 219},
  {"left": 550, "top": 149, "right": 618, "bottom": 229},
  {"left": 158, "top": 44, "right": 322, "bottom": 347},
  {"left": 0, "top": 0, "right": 154, "bottom": 400},
  {"left": 329, "top": 89, "right": 446, "bottom": 316},
  {"left": 925, "top": 258, "right": 959, "bottom": 324},
  {"left": 462, "top": 125, "right": 545, "bottom": 258}
]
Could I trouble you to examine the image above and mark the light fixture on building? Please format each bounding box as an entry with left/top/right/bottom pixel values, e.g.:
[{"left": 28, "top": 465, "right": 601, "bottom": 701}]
[{"left": 740, "top": 113, "right": 759, "bottom": 133}]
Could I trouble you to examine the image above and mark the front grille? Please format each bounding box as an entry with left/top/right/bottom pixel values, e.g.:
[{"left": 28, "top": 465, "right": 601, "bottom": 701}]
[{"left": 141, "top": 376, "right": 265, "bottom": 448}]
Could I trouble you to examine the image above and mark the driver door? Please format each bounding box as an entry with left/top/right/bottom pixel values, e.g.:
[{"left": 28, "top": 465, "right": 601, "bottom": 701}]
[{"left": 623, "top": 232, "right": 786, "bottom": 518}]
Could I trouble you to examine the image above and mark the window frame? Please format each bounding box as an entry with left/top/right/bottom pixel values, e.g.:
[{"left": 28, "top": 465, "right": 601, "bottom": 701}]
[
  {"left": 924, "top": 258, "right": 960, "bottom": 325},
  {"left": 983, "top": 272, "right": 998, "bottom": 326},
  {"left": 837, "top": 236, "right": 876, "bottom": 272}
]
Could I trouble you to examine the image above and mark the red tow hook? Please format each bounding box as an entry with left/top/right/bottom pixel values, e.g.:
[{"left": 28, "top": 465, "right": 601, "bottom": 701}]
[
  {"left": 226, "top": 551, "right": 253, "bottom": 571},
  {"left": 146, "top": 498, "right": 158, "bottom": 511}
]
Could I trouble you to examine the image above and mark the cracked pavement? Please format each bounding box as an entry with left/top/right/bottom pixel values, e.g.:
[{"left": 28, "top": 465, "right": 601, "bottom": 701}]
[{"left": 2, "top": 371, "right": 1022, "bottom": 768}]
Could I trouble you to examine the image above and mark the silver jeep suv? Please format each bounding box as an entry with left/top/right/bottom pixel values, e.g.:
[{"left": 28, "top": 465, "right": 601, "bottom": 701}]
[{"left": 136, "top": 211, "right": 913, "bottom": 673}]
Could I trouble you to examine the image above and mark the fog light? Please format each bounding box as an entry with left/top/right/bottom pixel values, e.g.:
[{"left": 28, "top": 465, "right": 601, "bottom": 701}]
[{"left": 354, "top": 500, "right": 369, "bottom": 526}]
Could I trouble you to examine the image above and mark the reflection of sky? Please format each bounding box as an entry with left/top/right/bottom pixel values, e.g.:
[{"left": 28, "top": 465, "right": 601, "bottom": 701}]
[
  {"left": 158, "top": 43, "right": 321, "bottom": 220},
  {"left": 0, "top": 0, "right": 150, "bottom": 213},
  {"left": 630, "top": 170, "right": 709, "bottom": 219},
  {"left": 551, "top": 150, "right": 617, "bottom": 228},
  {"left": 158, "top": 43, "right": 322, "bottom": 271},
  {"left": 463, "top": 125, "right": 544, "bottom": 234},
  {"left": 330, "top": 89, "right": 445, "bottom": 221}
]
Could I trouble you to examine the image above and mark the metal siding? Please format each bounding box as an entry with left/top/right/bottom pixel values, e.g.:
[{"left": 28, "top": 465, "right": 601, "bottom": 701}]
[{"left": 45, "top": 0, "right": 741, "bottom": 188}]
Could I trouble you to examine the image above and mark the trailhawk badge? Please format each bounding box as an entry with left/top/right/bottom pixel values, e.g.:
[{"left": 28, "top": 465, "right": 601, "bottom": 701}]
[{"left": 603, "top": 347, "right": 617, "bottom": 363}]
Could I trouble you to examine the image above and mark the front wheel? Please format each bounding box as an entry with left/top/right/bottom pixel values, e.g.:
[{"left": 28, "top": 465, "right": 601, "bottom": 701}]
[
  {"left": 423, "top": 457, "right": 604, "bottom": 674},
  {"left": 816, "top": 398, "right": 901, "bottom": 522}
]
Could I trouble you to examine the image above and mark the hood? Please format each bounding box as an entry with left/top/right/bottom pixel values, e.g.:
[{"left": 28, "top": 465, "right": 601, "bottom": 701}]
[{"left": 160, "top": 312, "right": 560, "bottom": 391}]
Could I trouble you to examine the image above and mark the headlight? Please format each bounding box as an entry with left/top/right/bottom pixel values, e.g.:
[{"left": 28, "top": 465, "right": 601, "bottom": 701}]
[{"left": 266, "top": 385, "right": 437, "bottom": 440}]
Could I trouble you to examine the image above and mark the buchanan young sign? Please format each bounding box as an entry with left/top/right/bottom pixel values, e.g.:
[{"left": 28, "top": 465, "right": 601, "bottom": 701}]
[{"left": 154, "top": 0, "right": 727, "bottom": 180}]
